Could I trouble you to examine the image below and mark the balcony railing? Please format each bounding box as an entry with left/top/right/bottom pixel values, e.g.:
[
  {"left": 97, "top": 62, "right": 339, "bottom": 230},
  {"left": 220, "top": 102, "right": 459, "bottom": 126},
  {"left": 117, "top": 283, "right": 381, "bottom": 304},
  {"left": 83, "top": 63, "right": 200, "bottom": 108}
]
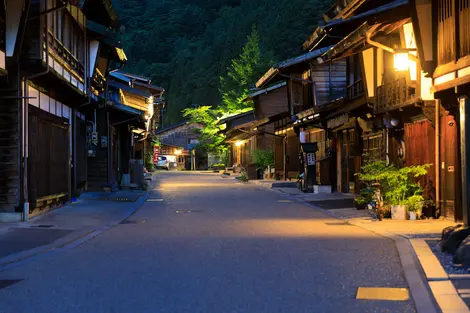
[
  {"left": 375, "top": 77, "right": 416, "bottom": 112},
  {"left": 92, "top": 69, "right": 106, "bottom": 92},
  {"left": 47, "top": 31, "right": 84, "bottom": 79},
  {"left": 346, "top": 79, "right": 364, "bottom": 100}
]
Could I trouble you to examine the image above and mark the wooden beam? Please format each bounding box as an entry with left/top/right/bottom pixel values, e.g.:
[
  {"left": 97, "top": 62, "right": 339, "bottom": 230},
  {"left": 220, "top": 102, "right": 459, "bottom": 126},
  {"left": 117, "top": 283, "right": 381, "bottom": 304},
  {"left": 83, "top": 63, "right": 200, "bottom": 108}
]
[
  {"left": 432, "top": 74, "right": 470, "bottom": 93},
  {"left": 433, "top": 55, "right": 470, "bottom": 78},
  {"left": 278, "top": 73, "right": 315, "bottom": 84}
]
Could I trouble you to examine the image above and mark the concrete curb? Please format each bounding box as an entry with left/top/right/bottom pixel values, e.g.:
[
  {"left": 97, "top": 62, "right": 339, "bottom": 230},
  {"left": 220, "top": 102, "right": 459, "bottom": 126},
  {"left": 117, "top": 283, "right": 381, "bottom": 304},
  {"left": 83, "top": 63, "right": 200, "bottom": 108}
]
[
  {"left": 0, "top": 184, "right": 152, "bottom": 272},
  {"left": 252, "top": 183, "right": 440, "bottom": 313}
]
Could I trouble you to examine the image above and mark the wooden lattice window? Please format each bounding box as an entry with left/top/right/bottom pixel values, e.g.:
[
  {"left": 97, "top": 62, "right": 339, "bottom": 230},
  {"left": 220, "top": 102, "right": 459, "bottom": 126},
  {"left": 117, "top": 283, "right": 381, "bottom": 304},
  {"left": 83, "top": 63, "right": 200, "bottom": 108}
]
[
  {"left": 362, "top": 133, "right": 384, "bottom": 164},
  {"left": 437, "top": 0, "right": 456, "bottom": 64},
  {"left": 460, "top": 0, "right": 470, "bottom": 57}
]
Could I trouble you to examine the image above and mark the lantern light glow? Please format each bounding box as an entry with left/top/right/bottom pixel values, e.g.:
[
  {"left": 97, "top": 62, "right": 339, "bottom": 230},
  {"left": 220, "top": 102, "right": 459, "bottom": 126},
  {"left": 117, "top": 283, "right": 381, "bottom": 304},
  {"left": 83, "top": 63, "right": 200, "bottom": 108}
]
[{"left": 394, "top": 52, "right": 409, "bottom": 71}]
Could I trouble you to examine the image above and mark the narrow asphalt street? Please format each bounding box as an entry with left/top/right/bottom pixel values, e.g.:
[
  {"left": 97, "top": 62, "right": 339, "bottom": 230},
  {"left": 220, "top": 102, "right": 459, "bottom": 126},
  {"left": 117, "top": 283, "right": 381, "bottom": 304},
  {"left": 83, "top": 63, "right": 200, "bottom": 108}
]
[{"left": 0, "top": 172, "right": 416, "bottom": 313}]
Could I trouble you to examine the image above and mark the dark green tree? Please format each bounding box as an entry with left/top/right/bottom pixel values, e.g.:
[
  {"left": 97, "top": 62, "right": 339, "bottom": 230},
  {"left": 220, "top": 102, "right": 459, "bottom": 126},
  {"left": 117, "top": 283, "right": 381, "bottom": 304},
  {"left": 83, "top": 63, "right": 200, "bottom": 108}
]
[
  {"left": 219, "top": 26, "right": 273, "bottom": 113},
  {"left": 114, "top": 0, "right": 331, "bottom": 125}
]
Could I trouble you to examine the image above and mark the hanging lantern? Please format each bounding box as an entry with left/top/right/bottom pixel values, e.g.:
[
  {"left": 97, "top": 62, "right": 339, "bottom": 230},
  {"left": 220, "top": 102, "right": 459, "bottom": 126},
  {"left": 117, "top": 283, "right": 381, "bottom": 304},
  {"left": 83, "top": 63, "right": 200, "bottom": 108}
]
[{"left": 394, "top": 51, "right": 409, "bottom": 71}]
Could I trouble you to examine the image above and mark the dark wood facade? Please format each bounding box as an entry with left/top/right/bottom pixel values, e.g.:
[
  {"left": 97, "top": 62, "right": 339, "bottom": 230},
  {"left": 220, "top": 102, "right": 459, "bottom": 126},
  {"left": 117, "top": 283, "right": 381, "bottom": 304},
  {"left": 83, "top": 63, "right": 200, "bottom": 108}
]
[{"left": 0, "top": 0, "right": 162, "bottom": 221}]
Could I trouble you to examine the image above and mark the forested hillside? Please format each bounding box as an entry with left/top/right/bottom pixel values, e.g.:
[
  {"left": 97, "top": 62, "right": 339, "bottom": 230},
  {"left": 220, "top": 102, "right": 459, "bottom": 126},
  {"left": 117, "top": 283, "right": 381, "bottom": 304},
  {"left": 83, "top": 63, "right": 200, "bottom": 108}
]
[{"left": 114, "top": 0, "right": 331, "bottom": 125}]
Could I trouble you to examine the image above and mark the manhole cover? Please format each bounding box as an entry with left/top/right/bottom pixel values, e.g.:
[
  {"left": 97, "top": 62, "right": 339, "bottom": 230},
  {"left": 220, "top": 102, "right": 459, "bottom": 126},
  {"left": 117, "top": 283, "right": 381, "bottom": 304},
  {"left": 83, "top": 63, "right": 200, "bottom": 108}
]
[
  {"left": 0, "top": 280, "right": 22, "bottom": 290},
  {"left": 30, "top": 225, "right": 54, "bottom": 228}
]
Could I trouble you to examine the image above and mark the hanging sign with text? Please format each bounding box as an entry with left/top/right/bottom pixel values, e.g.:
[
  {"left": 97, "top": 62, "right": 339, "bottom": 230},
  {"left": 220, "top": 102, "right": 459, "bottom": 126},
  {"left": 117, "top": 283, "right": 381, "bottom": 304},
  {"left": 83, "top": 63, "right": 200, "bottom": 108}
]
[{"left": 306, "top": 153, "right": 316, "bottom": 166}]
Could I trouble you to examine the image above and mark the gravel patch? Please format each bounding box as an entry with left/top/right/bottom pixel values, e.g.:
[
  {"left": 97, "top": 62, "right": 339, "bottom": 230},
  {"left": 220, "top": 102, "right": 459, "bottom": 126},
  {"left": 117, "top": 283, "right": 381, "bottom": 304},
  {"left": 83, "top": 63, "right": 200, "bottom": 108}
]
[{"left": 426, "top": 239, "right": 469, "bottom": 274}]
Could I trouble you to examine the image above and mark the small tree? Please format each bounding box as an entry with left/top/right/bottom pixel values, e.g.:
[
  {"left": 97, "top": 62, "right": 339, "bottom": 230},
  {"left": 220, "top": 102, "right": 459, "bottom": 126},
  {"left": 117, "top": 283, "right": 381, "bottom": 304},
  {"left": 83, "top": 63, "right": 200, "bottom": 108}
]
[
  {"left": 252, "top": 149, "right": 274, "bottom": 172},
  {"left": 219, "top": 26, "right": 273, "bottom": 113},
  {"left": 182, "top": 105, "right": 226, "bottom": 154}
]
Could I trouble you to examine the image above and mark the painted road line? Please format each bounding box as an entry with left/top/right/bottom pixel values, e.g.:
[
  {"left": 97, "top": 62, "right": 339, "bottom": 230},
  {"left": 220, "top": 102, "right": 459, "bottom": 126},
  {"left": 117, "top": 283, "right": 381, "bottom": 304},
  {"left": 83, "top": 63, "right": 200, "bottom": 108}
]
[
  {"left": 277, "top": 200, "right": 292, "bottom": 203},
  {"left": 147, "top": 199, "right": 164, "bottom": 202},
  {"left": 356, "top": 287, "right": 409, "bottom": 301}
]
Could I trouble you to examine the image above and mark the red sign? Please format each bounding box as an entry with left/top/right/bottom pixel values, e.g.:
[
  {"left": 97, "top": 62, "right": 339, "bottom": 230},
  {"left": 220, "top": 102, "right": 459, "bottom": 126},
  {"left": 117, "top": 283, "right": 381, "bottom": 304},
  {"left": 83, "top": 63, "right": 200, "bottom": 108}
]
[{"left": 153, "top": 145, "right": 160, "bottom": 163}]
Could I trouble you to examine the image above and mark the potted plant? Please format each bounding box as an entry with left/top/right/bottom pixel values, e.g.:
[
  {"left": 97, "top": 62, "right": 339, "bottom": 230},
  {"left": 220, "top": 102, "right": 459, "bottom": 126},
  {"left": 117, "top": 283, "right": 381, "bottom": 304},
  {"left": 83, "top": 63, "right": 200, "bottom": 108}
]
[
  {"left": 385, "top": 165, "right": 430, "bottom": 220},
  {"left": 356, "top": 161, "right": 431, "bottom": 220},
  {"left": 354, "top": 196, "right": 368, "bottom": 210},
  {"left": 295, "top": 173, "right": 302, "bottom": 189},
  {"left": 405, "top": 194, "right": 425, "bottom": 220}
]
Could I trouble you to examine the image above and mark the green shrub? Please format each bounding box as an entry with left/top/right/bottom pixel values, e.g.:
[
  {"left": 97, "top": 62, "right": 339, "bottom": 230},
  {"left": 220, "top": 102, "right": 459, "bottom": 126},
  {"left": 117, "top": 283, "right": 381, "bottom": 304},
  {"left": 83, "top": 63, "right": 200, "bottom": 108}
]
[
  {"left": 238, "top": 170, "right": 248, "bottom": 182},
  {"left": 145, "top": 150, "right": 154, "bottom": 170},
  {"left": 356, "top": 161, "right": 431, "bottom": 207},
  {"left": 252, "top": 149, "right": 274, "bottom": 171}
]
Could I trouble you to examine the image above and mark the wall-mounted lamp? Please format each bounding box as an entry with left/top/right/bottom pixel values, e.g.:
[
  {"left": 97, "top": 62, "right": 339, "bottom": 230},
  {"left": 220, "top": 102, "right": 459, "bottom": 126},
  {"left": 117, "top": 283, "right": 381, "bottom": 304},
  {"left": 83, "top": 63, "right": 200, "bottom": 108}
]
[
  {"left": 235, "top": 141, "right": 243, "bottom": 147},
  {"left": 393, "top": 50, "right": 409, "bottom": 71}
]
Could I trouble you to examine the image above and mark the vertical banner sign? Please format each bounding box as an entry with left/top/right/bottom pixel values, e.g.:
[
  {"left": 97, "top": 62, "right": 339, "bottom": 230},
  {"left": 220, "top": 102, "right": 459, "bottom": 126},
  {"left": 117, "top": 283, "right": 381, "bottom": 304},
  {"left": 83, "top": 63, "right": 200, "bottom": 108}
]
[
  {"left": 153, "top": 145, "right": 160, "bottom": 163},
  {"left": 306, "top": 152, "right": 316, "bottom": 165}
]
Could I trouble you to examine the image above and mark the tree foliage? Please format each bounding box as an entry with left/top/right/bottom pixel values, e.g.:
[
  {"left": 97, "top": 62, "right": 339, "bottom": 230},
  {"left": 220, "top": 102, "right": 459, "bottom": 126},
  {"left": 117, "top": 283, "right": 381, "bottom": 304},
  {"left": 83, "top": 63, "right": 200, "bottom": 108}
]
[
  {"left": 114, "top": 0, "right": 331, "bottom": 125},
  {"left": 356, "top": 161, "right": 431, "bottom": 208},
  {"left": 182, "top": 29, "right": 266, "bottom": 152},
  {"left": 220, "top": 26, "right": 273, "bottom": 113},
  {"left": 181, "top": 105, "right": 225, "bottom": 153}
]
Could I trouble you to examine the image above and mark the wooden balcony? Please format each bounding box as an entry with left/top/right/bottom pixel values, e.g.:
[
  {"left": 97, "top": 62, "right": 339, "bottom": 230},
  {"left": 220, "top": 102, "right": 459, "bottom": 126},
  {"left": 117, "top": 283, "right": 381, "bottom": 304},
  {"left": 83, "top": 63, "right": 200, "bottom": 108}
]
[
  {"left": 92, "top": 69, "right": 106, "bottom": 92},
  {"left": 375, "top": 77, "right": 417, "bottom": 113},
  {"left": 346, "top": 79, "right": 364, "bottom": 101},
  {"left": 47, "top": 31, "right": 84, "bottom": 79}
]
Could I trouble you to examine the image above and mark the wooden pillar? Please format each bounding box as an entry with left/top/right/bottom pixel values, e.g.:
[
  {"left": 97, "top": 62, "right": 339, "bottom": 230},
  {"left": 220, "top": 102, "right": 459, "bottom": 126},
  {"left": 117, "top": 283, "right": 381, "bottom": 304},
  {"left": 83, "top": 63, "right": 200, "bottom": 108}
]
[{"left": 459, "top": 95, "right": 470, "bottom": 225}]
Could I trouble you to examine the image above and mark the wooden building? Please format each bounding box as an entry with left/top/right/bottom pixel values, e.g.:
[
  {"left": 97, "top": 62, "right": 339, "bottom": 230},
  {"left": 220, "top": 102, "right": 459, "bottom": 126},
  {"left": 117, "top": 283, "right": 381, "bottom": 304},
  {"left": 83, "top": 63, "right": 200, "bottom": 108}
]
[
  {"left": 254, "top": 47, "right": 347, "bottom": 183},
  {"left": 0, "top": 0, "right": 163, "bottom": 221},
  {"left": 105, "top": 71, "right": 164, "bottom": 188},
  {"left": 409, "top": 0, "right": 470, "bottom": 222},
  {"left": 242, "top": 82, "right": 290, "bottom": 179},
  {"left": 220, "top": 111, "right": 256, "bottom": 173},
  {"left": 283, "top": 0, "right": 463, "bottom": 222},
  {"left": 155, "top": 122, "right": 204, "bottom": 170}
]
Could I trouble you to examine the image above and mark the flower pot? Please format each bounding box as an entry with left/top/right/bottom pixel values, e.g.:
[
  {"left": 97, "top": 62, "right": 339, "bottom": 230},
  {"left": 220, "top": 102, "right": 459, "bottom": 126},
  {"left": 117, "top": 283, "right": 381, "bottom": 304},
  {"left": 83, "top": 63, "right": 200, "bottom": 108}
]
[
  {"left": 391, "top": 205, "right": 407, "bottom": 220},
  {"left": 409, "top": 211, "right": 416, "bottom": 220}
]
